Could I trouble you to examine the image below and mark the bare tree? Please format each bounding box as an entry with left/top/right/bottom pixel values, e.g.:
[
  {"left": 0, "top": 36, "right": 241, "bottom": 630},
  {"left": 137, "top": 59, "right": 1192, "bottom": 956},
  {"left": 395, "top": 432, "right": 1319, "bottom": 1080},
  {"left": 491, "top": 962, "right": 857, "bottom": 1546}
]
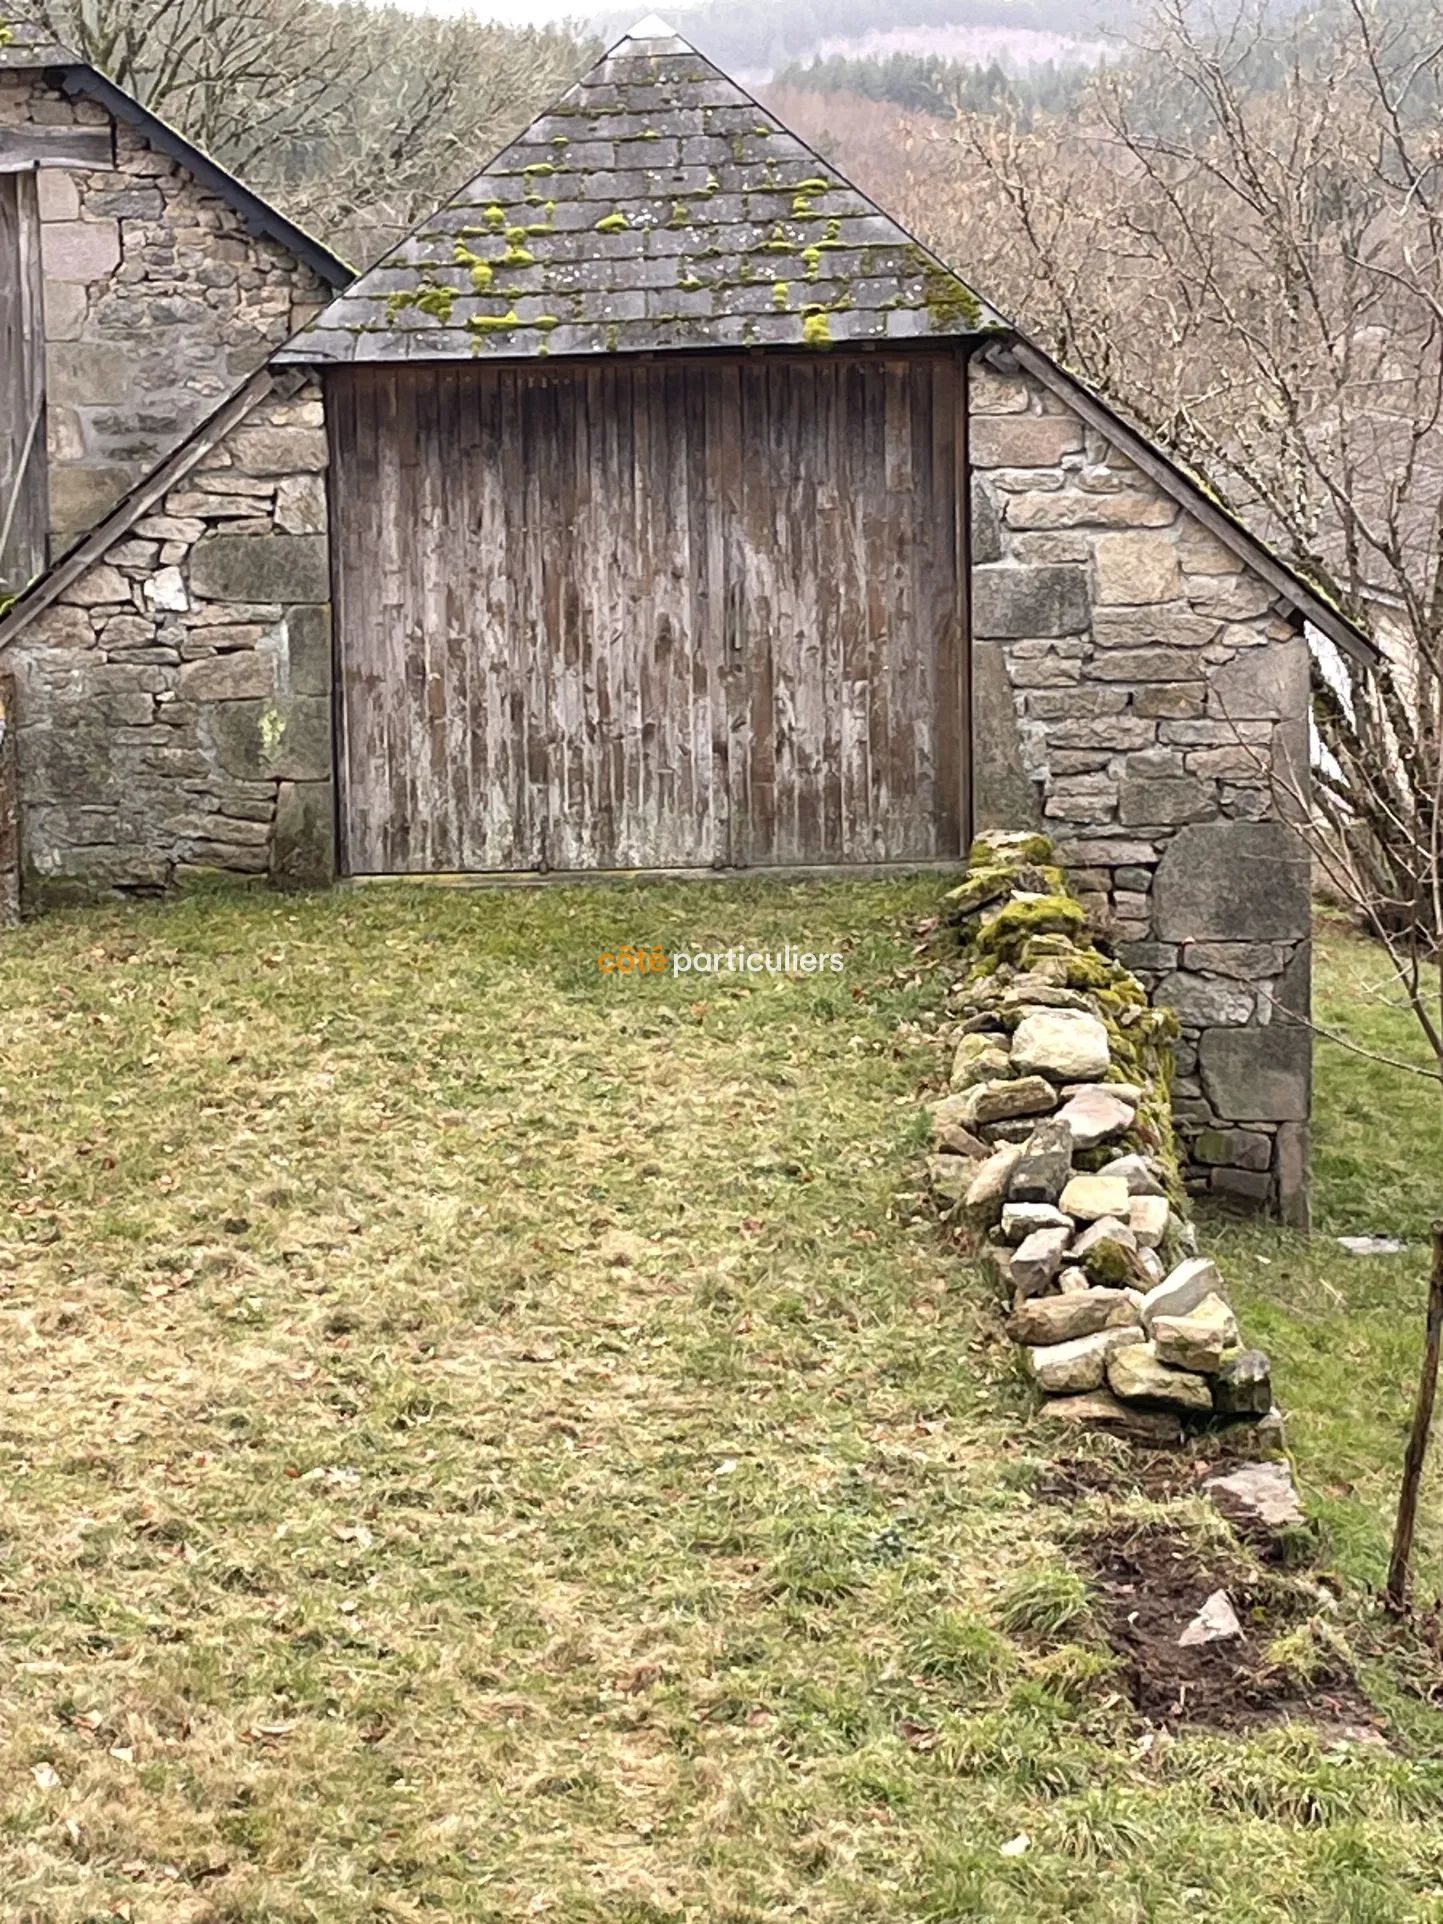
[
  {"left": 867, "top": 0, "right": 1443, "bottom": 958},
  {"left": 32, "top": 0, "right": 594, "bottom": 263}
]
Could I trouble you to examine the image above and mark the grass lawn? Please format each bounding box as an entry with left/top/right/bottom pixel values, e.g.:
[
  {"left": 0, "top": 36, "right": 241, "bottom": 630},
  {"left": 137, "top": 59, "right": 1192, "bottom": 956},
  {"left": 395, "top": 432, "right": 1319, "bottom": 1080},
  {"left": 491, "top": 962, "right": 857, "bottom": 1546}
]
[{"left": 0, "top": 881, "right": 1441, "bottom": 1923}]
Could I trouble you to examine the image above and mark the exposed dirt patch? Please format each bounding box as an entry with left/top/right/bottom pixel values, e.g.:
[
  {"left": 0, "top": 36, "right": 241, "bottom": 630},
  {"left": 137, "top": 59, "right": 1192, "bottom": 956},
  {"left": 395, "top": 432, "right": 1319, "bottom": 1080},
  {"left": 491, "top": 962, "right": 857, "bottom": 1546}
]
[
  {"left": 1080, "top": 1521, "right": 1379, "bottom": 1734},
  {"left": 1038, "top": 1453, "right": 1316, "bottom": 1564},
  {"left": 1035, "top": 1452, "right": 1198, "bottom": 1506}
]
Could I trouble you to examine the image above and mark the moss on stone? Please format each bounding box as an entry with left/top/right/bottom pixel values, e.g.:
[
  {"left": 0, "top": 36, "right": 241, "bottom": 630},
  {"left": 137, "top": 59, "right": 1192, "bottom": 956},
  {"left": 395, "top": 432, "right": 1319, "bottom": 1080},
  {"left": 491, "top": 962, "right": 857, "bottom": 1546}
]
[
  {"left": 943, "top": 865, "right": 1019, "bottom": 921},
  {"left": 905, "top": 250, "right": 984, "bottom": 332},
  {"left": 1081, "top": 1238, "right": 1138, "bottom": 1289},
  {"left": 1058, "top": 949, "right": 1123, "bottom": 992},
  {"left": 596, "top": 210, "right": 630, "bottom": 234},
  {"left": 969, "top": 831, "right": 1056, "bottom": 869},
  {"left": 974, "top": 894, "right": 1089, "bottom": 968},
  {"left": 467, "top": 309, "right": 522, "bottom": 336}
]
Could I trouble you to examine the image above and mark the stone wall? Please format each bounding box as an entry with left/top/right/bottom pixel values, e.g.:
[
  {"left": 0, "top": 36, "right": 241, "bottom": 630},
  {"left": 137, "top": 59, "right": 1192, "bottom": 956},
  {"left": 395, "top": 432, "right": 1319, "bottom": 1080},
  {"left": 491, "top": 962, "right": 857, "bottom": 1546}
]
[
  {"left": 969, "top": 341, "right": 1312, "bottom": 1222},
  {"left": 10, "top": 373, "right": 334, "bottom": 898},
  {"left": 928, "top": 831, "right": 1282, "bottom": 1450},
  {"left": 0, "top": 69, "right": 332, "bottom": 551}
]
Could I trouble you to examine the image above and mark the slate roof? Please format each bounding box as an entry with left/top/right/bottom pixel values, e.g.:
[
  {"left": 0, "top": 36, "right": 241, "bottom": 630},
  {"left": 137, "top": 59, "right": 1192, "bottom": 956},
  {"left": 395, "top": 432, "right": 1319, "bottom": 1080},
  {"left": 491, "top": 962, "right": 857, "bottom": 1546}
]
[
  {"left": 0, "top": 8, "right": 350, "bottom": 289},
  {"left": 275, "top": 15, "right": 1004, "bottom": 366}
]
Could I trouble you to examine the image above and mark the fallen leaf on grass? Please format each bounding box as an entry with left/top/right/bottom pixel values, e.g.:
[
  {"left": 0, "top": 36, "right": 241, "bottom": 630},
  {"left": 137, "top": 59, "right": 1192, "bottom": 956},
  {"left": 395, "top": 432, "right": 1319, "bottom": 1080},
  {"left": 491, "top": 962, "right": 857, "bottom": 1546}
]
[
  {"left": 30, "top": 1762, "right": 61, "bottom": 1790},
  {"left": 896, "top": 1719, "right": 938, "bottom": 1751}
]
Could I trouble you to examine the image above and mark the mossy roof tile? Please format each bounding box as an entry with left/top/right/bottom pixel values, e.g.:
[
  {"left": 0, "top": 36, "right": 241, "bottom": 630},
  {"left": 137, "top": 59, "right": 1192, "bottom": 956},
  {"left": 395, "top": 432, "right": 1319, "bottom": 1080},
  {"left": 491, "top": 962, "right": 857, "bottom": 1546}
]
[{"left": 275, "top": 18, "right": 1002, "bottom": 365}]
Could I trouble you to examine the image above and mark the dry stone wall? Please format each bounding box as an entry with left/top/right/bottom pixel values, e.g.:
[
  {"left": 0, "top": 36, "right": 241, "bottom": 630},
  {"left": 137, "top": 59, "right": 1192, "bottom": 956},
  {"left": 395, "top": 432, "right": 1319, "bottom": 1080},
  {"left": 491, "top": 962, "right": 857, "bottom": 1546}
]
[
  {"left": 10, "top": 373, "right": 334, "bottom": 898},
  {"left": 969, "top": 342, "right": 1313, "bottom": 1222},
  {"left": 0, "top": 69, "right": 332, "bottom": 550},
  {"left": 928, "top": 831, "right": 1282, "bottom": 1448}
]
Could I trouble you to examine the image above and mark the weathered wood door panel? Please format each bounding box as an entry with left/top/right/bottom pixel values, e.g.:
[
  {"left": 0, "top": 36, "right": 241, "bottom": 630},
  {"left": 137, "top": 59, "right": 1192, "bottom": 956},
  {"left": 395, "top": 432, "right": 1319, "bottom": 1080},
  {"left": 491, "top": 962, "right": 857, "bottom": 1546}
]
[
  {"left": 330, "top": 353, "right": 965, "bottom": 875},
  {"left": 0, "top": 171, "right": 47, "bottom": 598}
]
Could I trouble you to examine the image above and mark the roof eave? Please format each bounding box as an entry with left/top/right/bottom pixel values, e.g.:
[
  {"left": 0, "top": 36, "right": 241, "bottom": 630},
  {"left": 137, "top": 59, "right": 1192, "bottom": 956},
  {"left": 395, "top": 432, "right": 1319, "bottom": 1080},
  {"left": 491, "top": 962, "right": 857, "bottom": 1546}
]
[
  {"left": 54, "top": 65, "right": 351, "bottom": 291},
  {"left": 1005, "top": 335, "right": 1380, "bottom": 669}
]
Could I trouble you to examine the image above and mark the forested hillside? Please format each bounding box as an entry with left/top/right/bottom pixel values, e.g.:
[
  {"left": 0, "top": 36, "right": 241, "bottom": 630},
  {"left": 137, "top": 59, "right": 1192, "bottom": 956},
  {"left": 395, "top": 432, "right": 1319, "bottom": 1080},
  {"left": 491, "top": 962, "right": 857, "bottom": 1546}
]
[{"left": 594, "top": 0, "right": 1128, "bottom": 74}]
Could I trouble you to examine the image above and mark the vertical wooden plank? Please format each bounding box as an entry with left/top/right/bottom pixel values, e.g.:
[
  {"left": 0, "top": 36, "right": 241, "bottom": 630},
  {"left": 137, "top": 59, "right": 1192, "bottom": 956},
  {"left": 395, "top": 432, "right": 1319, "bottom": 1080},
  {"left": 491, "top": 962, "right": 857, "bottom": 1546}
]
[
  {"left": 0, "top": 172, "right": 47, "bottom": 598},
  {"left": 742, "top": 361, "right": 778, "bottom": 867},
  {"left": 932, "top": 351, "right": 965, "bottom": 857},
  {"left": 708, "top": 359, "right": 743, "bottom": 869},
  {"left": 0, "top": 671, "right": 18, "bottom": 927}
]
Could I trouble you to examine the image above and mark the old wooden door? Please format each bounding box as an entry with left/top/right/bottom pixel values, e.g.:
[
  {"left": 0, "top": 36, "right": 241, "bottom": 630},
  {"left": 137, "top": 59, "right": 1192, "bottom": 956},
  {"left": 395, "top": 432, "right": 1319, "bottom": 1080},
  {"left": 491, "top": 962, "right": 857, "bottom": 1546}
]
[
  {"left": 329, "top": 353, "right": 966, "bottom": 875},
  {"left": 0, "top": 170, "right": 46, "bottom": 598}
]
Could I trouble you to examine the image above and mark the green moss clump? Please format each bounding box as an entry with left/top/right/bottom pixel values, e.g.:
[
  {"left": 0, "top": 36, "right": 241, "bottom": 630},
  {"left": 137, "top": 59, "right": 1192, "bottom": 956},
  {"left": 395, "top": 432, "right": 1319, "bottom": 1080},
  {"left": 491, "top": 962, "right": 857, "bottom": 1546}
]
[
  {"left": 969, "top": 831, "right": 1056, "bottom": 868},
  {"left": 943, "top": 865, "right": 1015, "bottom": 920},
  {"left": 802, "top": 246, "right": 823, "bottom": 280},
  {"left": 760, "top": 224, "right": 795, "bottom": 254},
  {"left": 524, "top": 162, "right": 556, "bottom": 177},
  {"left": 1080, "top": 1238, "right": 1141, "bottom": 1289},
  {"left": 974, "top": 894, "right": 1089, "bottom": 969},
  {"left": 802, "top": 309, "right": 833, "bottom": 348},
  {"left": 1059, "top": 949, "right": 1124, "bottom": 992},
  {"left": 386, "top": 279, "right": 456, "bottom": 325},
  {"left": 905, "top": 248, "right": 985, "bottom": 331},
  {"left": 596, "top": 210, "right": 630, "bottom": 234},
  {"left": 484, "top": 203, "right": 506, "bottom": 229},
  {"left": 796, "top": 177, "right": 831, "bottom": 193},
  {"left": 772, "top": 281, "right": 790, "bottom": 311},
  {"left": 467, "top": 309, "right": 521, "bottom": 336}
]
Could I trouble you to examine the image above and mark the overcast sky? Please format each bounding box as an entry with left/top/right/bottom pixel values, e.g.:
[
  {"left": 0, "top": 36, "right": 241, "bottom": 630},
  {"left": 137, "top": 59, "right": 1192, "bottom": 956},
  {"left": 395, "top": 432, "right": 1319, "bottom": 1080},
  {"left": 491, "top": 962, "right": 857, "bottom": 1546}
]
[{"left": 403, "top": 1, "right": 691, "bottom": 21}]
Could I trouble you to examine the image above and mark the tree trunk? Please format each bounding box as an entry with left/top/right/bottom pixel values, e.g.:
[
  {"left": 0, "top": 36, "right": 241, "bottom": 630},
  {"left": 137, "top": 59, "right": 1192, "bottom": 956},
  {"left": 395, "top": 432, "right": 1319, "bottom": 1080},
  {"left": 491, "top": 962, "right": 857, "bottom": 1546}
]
[{"left": 1386, "top": 1220, "right": 1443, "bottom": 1613}]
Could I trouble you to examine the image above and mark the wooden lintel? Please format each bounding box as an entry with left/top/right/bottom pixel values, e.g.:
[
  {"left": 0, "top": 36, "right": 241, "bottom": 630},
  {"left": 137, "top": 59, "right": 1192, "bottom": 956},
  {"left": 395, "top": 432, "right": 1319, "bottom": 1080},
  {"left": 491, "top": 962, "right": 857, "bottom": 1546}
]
[{"left": 0, "top": 127, "right": 115, "bottom": 173}]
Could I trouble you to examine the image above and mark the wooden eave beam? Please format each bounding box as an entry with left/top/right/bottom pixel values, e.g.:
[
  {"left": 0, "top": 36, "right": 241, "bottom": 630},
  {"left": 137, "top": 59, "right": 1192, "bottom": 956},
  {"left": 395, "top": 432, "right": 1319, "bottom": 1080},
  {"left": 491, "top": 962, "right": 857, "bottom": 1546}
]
[
  {"left": 0, "top": 126, "right": 115, "bottom": 171},
  {"left": 0, "top": 370, "right": 277, "bottom": 651}
]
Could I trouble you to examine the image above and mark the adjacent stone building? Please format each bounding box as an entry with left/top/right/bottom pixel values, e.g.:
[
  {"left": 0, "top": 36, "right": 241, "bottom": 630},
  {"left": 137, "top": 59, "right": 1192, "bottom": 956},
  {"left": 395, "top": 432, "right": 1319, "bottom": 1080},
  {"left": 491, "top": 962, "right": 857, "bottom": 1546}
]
[
  {"left": 0, "top": 16, "right": 1380, "bottom": 1220},
  {"left": 0, "top": 12, "right": 347, "bottom": 585}
]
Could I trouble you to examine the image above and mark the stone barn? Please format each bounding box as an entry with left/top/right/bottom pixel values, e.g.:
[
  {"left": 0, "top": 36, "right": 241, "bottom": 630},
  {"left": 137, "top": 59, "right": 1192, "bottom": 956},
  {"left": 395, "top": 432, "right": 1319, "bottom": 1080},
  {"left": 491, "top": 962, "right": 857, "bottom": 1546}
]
[{"left": 0, "top": 14, "right": 1380, "bottom": 1219}]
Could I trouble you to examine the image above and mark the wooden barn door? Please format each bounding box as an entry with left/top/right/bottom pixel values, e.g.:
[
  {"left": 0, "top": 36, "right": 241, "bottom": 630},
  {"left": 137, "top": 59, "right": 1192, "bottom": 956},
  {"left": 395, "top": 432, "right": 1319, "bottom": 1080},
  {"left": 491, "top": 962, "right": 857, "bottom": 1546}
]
[
  {"left": 0, "top": 171, "right": 47, "bottom": 599},
  {"left": 329, "top": 354, "right": 965, "bottom": 875}
]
